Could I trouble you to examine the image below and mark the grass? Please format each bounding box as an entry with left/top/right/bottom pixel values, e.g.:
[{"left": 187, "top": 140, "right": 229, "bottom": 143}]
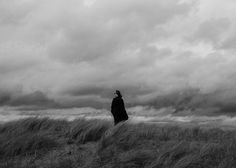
[{"left": 0, "top": 117, "right": 236, "bottom": 168}]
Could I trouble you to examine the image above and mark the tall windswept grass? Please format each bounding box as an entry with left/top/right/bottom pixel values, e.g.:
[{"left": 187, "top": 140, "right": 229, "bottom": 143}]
[
  {"left": 0, "top": 118, "right": 68, "bottom": 158},
  {"left": 69, "top": 119, "right": 112, "bottom": 144},
  {"left": 1, "top": 117, "right": 236, "bottom": 168}
]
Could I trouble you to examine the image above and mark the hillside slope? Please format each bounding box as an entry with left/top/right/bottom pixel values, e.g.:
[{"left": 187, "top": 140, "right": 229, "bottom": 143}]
[{"left": 0, "top": 117, "right": 236, "bottom": 168}]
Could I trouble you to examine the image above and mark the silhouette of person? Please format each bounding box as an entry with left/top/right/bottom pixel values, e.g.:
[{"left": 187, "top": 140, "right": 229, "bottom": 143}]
[{"left": 111, "top": 90, "right": 129, "bottom": 125}]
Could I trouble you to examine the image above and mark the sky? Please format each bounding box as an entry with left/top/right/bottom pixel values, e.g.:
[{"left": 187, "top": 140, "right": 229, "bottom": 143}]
[{"left": 1, "top": 0, "right": 236, "bottom": 114}]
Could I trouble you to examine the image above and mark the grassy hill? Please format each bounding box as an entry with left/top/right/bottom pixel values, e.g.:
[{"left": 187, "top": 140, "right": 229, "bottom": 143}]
[{"left": 0, "top": 117, "right": 236, "bottom": 168}]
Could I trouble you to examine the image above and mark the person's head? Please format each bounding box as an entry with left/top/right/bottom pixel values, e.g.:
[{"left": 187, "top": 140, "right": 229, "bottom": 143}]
[{"left": 115, "top": 90, "right": 122, "bottom": 97}]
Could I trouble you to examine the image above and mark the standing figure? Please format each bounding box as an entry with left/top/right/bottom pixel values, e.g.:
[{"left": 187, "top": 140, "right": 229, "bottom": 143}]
[{"left": 111, "top": 90, "right": 128, "bottom": 125}]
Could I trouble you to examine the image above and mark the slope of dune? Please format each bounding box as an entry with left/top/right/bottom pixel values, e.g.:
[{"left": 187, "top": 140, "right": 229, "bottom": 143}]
[{"left": 0, "top": 117, "right": 236, "bottom": 168}]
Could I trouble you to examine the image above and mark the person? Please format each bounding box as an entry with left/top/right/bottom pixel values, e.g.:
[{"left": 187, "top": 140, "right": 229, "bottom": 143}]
[{"left": 111, "top": 90, "right": 129, "bottom": 125}]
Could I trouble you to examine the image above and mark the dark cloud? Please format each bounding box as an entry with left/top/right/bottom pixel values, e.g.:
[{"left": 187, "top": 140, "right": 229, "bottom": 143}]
[
  {"left": 190, "top": 18, "right": 231, "bottom": 46},
  {"left": 0, "top": 90, "right": 59, "bottom": 109},
  {"left": 1, "top": 86, "right": 236, "bottom": 115},
  {"left": 1, "top": 0, "right": 236, "bottom": 116},
  {"left": 0, "top": 0, "right": 34, "bottom": 25},
  {"left": 10, "top": 91, "right": 58, "bottom": 107},
  {"left": 48, "top": 0, "right": 193, "bottom": 63},
  {"left": 63, "top": 84, "right": 154, "bottom": 101},
  {"left": 144, "top": 88, "right": 236, "bottom": 114},
  {"left": 220, "top": 36, "right": 236, "bottom": 50},
  {"left": 0, "top": 93, "right": 11, "bottom": 105}
]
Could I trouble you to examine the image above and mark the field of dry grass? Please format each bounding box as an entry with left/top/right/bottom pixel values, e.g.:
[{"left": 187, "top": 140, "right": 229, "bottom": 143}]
[{"left": 0, "top": 117, "right": 236, "bottom": 168}]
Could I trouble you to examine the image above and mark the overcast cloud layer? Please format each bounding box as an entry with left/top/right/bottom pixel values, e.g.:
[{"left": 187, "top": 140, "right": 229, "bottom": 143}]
[{"left": 1, "top": 0, "right": 236, "bottom": 114}]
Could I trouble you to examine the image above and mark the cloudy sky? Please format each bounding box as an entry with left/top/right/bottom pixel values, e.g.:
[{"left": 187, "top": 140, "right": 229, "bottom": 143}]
[{"left": 1, "top": 0, "right": 236, "bottom": 113}]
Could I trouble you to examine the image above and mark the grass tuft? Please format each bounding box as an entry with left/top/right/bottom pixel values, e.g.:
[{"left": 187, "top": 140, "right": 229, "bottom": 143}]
[{"left": 1, "top": 118, "right": 236, "bottom": 168}]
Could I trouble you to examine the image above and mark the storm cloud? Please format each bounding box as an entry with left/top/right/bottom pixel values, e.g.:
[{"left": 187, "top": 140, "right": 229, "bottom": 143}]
[{"left": 1, "top": 0, "right": 236, "bottom": 114}]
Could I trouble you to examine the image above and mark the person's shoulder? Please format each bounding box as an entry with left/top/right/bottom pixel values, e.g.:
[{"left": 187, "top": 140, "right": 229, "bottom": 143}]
[
  {"left": 117, "top": 97, "right": 123, "bottom": 101},
  {"left": 113, "top": 97, "right": 122, "bottom": 101},
  {"left": 113, "top": 97, "right": 118, "bottom": 100}
]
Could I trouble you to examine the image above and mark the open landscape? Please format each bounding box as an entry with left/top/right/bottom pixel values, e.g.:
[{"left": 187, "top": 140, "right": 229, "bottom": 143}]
[
  {"left": 1, "top": 0, "right": 236, "bottom": 167},
  {"left": 1, "top": 117, "right": 236, "bottom": 168}
]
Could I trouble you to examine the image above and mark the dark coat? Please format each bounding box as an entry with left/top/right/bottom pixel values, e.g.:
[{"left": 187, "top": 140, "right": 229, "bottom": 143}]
[{"left": 111, "top": 96, "right": 128, "bottom": 125}]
